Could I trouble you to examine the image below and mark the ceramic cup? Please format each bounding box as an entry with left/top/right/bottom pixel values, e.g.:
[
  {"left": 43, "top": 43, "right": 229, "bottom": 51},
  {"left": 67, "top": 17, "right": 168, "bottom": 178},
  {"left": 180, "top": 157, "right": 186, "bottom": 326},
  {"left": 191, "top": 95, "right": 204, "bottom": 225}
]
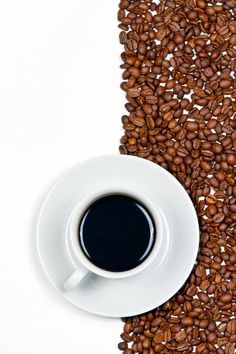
[{"left": 64, "top": 187, "right": 168, "bottom": 291}]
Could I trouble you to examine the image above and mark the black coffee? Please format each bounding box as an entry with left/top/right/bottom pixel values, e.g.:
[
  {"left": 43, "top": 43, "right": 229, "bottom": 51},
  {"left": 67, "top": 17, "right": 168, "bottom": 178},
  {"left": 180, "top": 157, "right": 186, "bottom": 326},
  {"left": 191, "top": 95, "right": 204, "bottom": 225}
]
[{"left": 79, "top": 195, "right": 156, "bottom": 272}]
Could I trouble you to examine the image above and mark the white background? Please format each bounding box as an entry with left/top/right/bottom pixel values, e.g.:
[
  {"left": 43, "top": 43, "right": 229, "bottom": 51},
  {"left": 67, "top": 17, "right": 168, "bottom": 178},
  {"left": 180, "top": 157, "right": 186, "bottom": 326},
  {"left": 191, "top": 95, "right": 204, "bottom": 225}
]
[{"left": 0, "top": 1, "right": 124, "bottom": 353}]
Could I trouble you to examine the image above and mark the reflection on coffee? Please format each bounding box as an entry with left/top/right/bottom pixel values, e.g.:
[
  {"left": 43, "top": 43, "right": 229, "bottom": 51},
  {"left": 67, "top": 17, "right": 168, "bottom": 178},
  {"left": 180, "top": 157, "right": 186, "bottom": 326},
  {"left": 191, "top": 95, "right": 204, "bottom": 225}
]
[{"left": 79, "top": 195, "right": 156, "bottom": 272}]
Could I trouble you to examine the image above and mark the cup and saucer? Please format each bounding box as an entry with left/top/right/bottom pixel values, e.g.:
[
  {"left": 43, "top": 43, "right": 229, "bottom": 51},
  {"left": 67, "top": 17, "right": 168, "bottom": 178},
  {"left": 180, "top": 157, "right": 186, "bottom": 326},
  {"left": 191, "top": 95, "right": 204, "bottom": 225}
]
[{"left": 37, "top": 155, "right": 199, "bottom": 317}]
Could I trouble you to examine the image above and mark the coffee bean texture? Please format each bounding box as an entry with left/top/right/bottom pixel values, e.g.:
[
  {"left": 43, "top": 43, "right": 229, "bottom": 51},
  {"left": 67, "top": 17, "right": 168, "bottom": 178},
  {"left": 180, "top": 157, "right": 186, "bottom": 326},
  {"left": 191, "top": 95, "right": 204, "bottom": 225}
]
[{"left": 117, "top": 0, "right": 236, "bottom": 353}]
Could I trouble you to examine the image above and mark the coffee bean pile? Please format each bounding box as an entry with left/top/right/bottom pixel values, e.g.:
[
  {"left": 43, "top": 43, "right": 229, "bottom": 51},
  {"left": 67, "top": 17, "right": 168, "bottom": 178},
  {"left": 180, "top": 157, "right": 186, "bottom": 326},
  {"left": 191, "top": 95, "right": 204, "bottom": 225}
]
[{"left": 118, "top": 0, "right": 236, "bottom": 353}]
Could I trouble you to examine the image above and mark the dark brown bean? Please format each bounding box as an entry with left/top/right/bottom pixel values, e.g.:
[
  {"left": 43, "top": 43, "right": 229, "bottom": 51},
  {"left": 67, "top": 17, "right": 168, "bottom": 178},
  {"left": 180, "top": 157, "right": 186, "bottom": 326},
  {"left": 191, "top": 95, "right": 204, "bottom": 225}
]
[
  {"left": 175, "top": 331, "right": 187, "bottom": 342},
  {"left": 123, "top": 349, "right": 133, "bottom": 354},
  {"left": 220, "top": 79, "right": 232, "bottom": 89},
  {"left": 182, "top": 317, "right": 194, "bottom": 326},
  {"left": 219, "top": 293, "right": 232, "bottom": 303},
  {"left": 198, "top": 292, "right": 209, "bottom": 303},
  {"left": 213, "top": 213, "right": 225, "bottom": 223},
  {"left": 207, "top": 332, "right": 217, "bottom": 343},
  {"left": 118, "top": 342, "right": 128, "bottom": 350},
  {"left": 124, "top": 322, "right": 132, "bottom": 334},
  {"left": 186, "top": 122, "right": 199, "bottom": 132},
  {"left": 133, "top": 326, "right": 143, "bottom": 334}
]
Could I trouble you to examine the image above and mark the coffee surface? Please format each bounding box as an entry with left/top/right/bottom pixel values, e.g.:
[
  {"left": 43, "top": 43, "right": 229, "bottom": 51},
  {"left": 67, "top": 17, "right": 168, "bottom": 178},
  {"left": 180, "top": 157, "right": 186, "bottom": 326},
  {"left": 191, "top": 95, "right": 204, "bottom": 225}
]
[{"left": 79, "top": 195, "right": 155, "bottom": 272}]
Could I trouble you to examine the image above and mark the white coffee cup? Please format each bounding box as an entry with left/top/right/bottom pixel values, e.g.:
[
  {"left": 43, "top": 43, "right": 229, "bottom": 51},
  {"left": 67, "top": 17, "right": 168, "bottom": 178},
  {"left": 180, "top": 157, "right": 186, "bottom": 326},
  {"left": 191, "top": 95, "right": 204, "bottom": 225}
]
[{"left": 64, "top": 187, "right": 166, "bottom": 291}]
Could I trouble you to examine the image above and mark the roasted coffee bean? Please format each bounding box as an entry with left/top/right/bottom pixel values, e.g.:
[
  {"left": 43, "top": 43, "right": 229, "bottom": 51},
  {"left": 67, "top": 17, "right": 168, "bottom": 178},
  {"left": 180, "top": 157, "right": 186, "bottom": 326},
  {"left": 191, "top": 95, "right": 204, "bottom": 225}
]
[
  {"left": 142, "top": 338, "right": 151, "bottom": 349},
  {"left": 118, "top": 0, "right": 236, "bottom": 353},
  {"left": 123, "top": 349, "right": 133, "bottom": 354},
  {"left": 118, "top": 342, "right": 128, "bottom": 350},
  {"left": 182, "top": 317, "right": 194, "bottom": 327},
  {"left": 175, "top": 331, "right": 187, "bottom": 342},
  {"left": 120, "top": 333, "right": 132, "bottom": 342},
  {"left": 124, "top": 322, "right": 132, "bottom": 334},
  {"left": 219, "top": 293, "right": 233, "bottom": 303}
]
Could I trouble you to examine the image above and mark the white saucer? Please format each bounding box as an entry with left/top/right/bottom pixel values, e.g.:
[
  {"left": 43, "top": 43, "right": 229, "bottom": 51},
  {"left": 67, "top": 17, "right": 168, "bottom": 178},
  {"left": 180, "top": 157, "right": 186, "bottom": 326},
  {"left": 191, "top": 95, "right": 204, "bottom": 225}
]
[{"left": 37, "top": 155, "right": 199, "bottom": 317}]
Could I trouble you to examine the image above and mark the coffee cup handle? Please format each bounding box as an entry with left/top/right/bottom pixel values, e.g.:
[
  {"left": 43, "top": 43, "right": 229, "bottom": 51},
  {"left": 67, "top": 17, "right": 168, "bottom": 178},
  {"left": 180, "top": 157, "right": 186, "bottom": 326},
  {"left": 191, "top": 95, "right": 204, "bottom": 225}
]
[{"left": 64, "top": 267, "right": 88, "bottom": 291}]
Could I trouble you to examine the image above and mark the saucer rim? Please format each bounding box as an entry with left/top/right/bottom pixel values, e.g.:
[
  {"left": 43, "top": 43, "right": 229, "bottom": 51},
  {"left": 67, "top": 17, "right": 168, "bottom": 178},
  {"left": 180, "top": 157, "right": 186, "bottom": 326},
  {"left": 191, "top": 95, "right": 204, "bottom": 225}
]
[{"left": 36, "top": 154, "right": 199, "bottom": 317}]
